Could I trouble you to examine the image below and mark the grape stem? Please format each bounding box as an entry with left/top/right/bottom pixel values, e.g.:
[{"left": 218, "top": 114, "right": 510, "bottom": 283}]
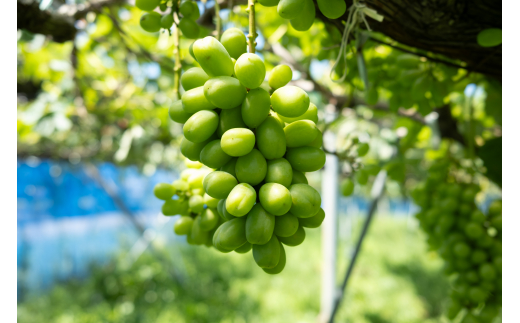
[
  {"left": 172, "top": 11, "right": 182, "bottom": 101},
  {"left": 215, "top": 0, "right": 222, "bottom": 40},
  {"left": 247, "top": 0, "right": 256, "bottom": 53}
]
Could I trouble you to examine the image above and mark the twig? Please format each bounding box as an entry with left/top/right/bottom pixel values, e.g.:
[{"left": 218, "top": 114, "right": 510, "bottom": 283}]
[
  {"left": 172, "top": 14, "right": 182, "bottom": 101},
  {"left": 247, "top": 0, "right": 256, "bottom": 53},
  {"left": 215, "top": 0, "right": 222, "bottom": 40}
]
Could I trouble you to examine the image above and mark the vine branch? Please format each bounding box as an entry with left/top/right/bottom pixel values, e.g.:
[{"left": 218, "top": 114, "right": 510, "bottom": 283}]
[
  {"left": 215, "top": 0, "right": 222, "bottom": 40},
  {"left": 247, "top": 0, "right": 256, "bottom": 53},
  {"left": 172, "top": 13, "right": 182, "bottom": 101}
]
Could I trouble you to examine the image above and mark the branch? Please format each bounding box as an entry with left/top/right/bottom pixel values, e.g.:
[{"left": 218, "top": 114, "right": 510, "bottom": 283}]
[{"left": 247, "top": 0, "right": 257, "bottom": 53}]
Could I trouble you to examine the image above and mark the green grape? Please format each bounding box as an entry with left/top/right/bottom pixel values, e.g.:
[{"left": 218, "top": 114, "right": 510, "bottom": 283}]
[
  {"left": 273, "top": 212, "right": 299, "bottom": 237},
  {"left": 461, "top": 187, "right": 478, "bottom": 203},
  {"left": 260, "top": 80, "right": 271, "bottom": 92},
  {"left": 181, "top": 67, "right": 210, "bottom": 91},
  {"left": 259, "top": 183, "right": 292, "bottom": 216},
  {"left": 356, "top": 169, "right": 369, "bottom": 185},
  {"left": 440, "top": 198, "right": 458, "bottom": 213},
  {"left": 203, "top": 193, "right": 219, "bottom": 208},
  {"left": 200, "top": 208, "right": 219, "bottom": 231},
  {"left": 189, "top": 194, "right": 204, "bottom": 213},
  {"left": 270, "top": 112, "right": 286, "bottom": 128},
  {"left": 357, "top": 143, "right": 370, "bottom": 157},
  {"left": 289, "top": 183, "right": 321, "bottom": 218},
  {"left": 453, "top": 242, "right": 471, "bottom": 258},
  {"left": 491, "top": 215, "right": 502, "bottom": 230},
  {"left": 217, "top": 106, "right": 246, "bottom": 137},
  {"left": 308, "top": 132, "right": 322, "bottom": 150},
  {"left": 476, "top": 234, "right": 493, "bottom": 248},
  {"left": 169, "top": 100, "right": 192, "bottom": 124},
  {"left": 160, "top": 14, "right": 174, "bottom": 29},
  {"left": 189, "top": 42, "right": 197, "bottom": 62},
  {"left": 470, "top": 210, "right": 485, "bottom": 222},
  {"left": 202, "top": 171, "right": 238, "bottom": 199},
  {"left": 265, "top": 158, "right": 293, "bottom": 188},
  {"left": 179, "top": 0, "right": 194, "bottom": 16},
  {"left": 217, "top": 198, "right": 236, "bottom": 221},
  {"left": 271, "top": 86, "right": 310, "bottom": 118},
  {"left": 471, "top": 249, "right": 487, "bottom": 264},
  {"left": 479, "top": 263, "right": 497, "bottom": 280},
  {"left": 220, "top": 28, "right": 247, "bottom": 59},
  {"left": 220, "top": 158, "right": 237, "bottom": 177},
  {"left": 185, "top": 159, "right": 203, "bottom": 169},
  {"left": 172, "top": 179, "right": 189, "bottom": 191},
  {"left": 278, "top": 102, "right": 318, "bottom": 124},
  {"left": 493, "top": 256, "right": 502, "bottom": 272},
  {"left": 136, "top": 0, "right": 160, "bottom": 12},
  {"left": 221, "top": 128, "right": 256, "bottom": 157},
  {"left": 253, "top": 235, "right": 281, "bottom": 269},
  {"left": 193, "top": 36, "right": 234, "bottom": 77},
  {"left": 183, "top": 110, "right": 219, "bottom": 143},
  {"left": 437, "top": 215, "right": 455, "bottom": 232},
  {"left": 256, "top": 116, "right": 287, "bottom": 159},
  {"left": 235, "top": 242, "right": 252, "bottom": 254},
  {"left": 464, "top": 270, "right": 480, "bottom": 283},
  {"left": 317, "top": 0, "right": 346, "bottom": 19},
  {"left": 235, "top": 149, "right": 267, "bottom": 185},
  {"left": 477, "top": 28, "right": 502, "bottom": 47},
  {"left": 291, "top": 170, "right": 308, "bottom": 184},
  {"left": 162, "top": 199, "right": 189, "bottom": 216},
  {"left": 178, "top": 18, "right": 199, "bottom": 39},
  {"left": 278, "top": 225, "right": 306, "bottom": 246},
  {"left": 246, "top": 204, "right": 276, "bottom": 245},
  {"left": 241, "top": 88, "right": 271, "bottom": 128},
  {"left": 446, "top": 300, "right": 462, "bottom": 320},
  {"left": 341, "top": 178, "right": 354, "bottom": 196},
  {"left": 258, "top": 0, "right": 280, "bottom": 6},
  {"left": 187, "top": 170, "right": 209, "bottom": 189},
  {"left": 488, "top": 199, "right": 502, "bottom": 215},
  {"left": 203, "top": 76, "right": 247, "bottom": 109},
  {"left": 290, "top": 0, "right": 315, "bottom": 32},
  {"left": 140, "top": 12, "right": 162, "bottom": 32},
  {"left": 200, "top": 140, "right": 232, "bottom": 169},
  {"left": 180, "top": 136, "right": 213, "bottom": 161},
  {"left": 263, "top": 242, "right": 286, "bottom": 274},
  {"left": 174, "top": 216, "right": 193, "bottom": 235},
  {"left": 464, "top": 222, "right": 484, "bottom": 239},
  {"left": 154, "top": 183, "right": 175, "bottom": 200},
  {"left": 298, "top": 208, "right": 325, "bottom": 228},
  {"left": 234, "top": 53, "right": 266, "bottom": 89},
  {"left": 159, "top": 3, "right": 167, "bottom": 11},
  {"left": 468, "top": 287, "right": 488, "bottom": 303},
  {"left": 277, "top": 0, "right": 304, "bottom": 19},
  {"left": 268, "top": 64, "right": 292, "bottom": 90},
  {"left": 190, "top": 216, "right": 210, "bottom": 245},
  {"left": 226, "top": 183, "right": 257, "bottom": 217},
  {"left": 181, "top": 86, "right": 215, "bottom": 114},
  {"left": 184, "top": 1, "right": 200, "bottom": 19},
  {"left": 284, "top": 120, "right": 318, "bottom": 147},
  {"left": 212, "top": 217, "right": 247, "bottom": 252},
  {"left": 286, "top": 147, "right": 326, "bottom": 172}
]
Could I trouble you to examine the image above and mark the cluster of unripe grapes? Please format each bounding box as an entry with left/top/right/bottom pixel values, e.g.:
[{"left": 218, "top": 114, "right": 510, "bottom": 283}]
[
  {"left": 338, "top": 140, "right": 371, "bottom": 197},
  {"left": 160, "top": 32, "right": 326, "bottom": 274},
  {"left": 412, "top": 162, "right": 502, "bottom": 322},
  {"left": 137, "top": 0, "right": 200, "bottom": 37},
  {"left": 258, "top": 0, "right": 348, "bottom": 31}
]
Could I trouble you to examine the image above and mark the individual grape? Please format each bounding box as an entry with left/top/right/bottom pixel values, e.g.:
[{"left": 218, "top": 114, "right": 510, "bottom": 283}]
[
  {"left": 357, "top": 143, "right": 370, "bottom": 156},
  {"left": 341, "top": 178, "right": 354, "bottom": 196},
  {"left": 291, "top": 170, "right": 308, "bottom": 184},
  {"left": 212, "top": 217, "right": 247, "bottom": 252},
  {"left": 189, "top": 194, "right": 204, "bottom": 213},
  {"left": 136, "top": 0, "right": 160, "bottom": 12},
  {"left": 461, "top": 187, "right": 478, "bottom": 203},
  {"left": 189, "top": 42, "right": 197, "bottom": 62},
  {"left": 479, "top": 263, "right": 497, "bottom": 280},
  {"left": 453, "top": 242, "right": 471, "bottom": 258},
  {"left": 277, "top": 0, "right": 304, "bottom": 19},
  {"left": 184, "top": 159, "right": 203, "bottom": 169},
  {"left": 203, "top": 193, "right": 219, "bottom": 208},
  {"left": 160, "top": 14, "right": 174, "bottom": 29},
  {"left": 235, "top": 149, "right": 267, "bottom": 185},
  {"left": 258, "top": 0, "right": 280, "bottom": 6},
  {"left": 488, "top": 200, "right": 502, "bottom": 215},
  {"left": 268, "top": 64, "right": 292, "bottom": 90},
  {"left": 174, "top": 216, "right": 193, "bottom": 235},
  {"left": 356, "top": 169, "right": 369, "bottom": 185},
  {"left": 253, "top": 235, "right": 281, "bottom": 268},
  {"left": 491, "top": 215, "right": 502, "bottom": 230},
  {"left": 278, "top": 102, "right": 318, "bottom": 124},
  {"left": 265, "top": 158, "right": 293, "bottom": 188},
  {"left": 464, "top": 222, "right": 484, "bottom": 239},
  {"left": 290, "top": 0, "right": 315, "bottom": 32},
  {"left": 286, "top": 147, "right": 326, "bottom": 172},
  {"left": 200, "top": 140, "right": 232, "bottom": 169},
  {"left": 440, "top": 198, "right": 458, "bottom": 213},
  {"left": 193, "top": 37, "right": 234, "bottom": 77},
  {"left": 169, "top": 100, "right": 192, "bottom": 124},
  {"left": 191, "top": 217, "right": 211, "bottom": 245},
  {"left": 178, "top": 18, "right": 200, "bottom": 39},
  {"left": 271, "top": 86, "right": 310, "bottom": 118},
  {"left": 241, "top": 88, "right": 271, "bottom": 128},
  {"left": 226, "top": 183, "right": 257, "bottom": 217},
  {"left": 181, "top": 86, "right": 215, "bottom": 114},
  {"left": 184, "top": 1, "right": 200, "bottom": 19},
  {"left": 278, "top": 224, "right": 306, "bottom": 246},
  {"left": 140, "top": 12, "right": 162, "bottom": 33},
  {"left": 471, "top": 249, "right": 487, "bottom": 264},
  {"left": 153, "top": 183, "right": 175, "bottom": 200},
  {"left": 270, "top": 112, "right": 286, "bottom": 128},
  {"left": 284, "top": 120, "right": 318, "bottom": 147},
  {"left": 181, "top": 67, "right": 210, "bottom": 91},
  {"left": 259, "top": 183, "right": 292, "bottom": 216},
  {"left": 203, "top": 76, "right": 247, "bottom": 109},
  {"left": 217, "top": 198, "right": 236, "bottom": 221},
  {"left": 493, "top": 256, "right": 502, "bottom": 272},
  {"left": 298, "top": 207, "right": 325, "bottom": 228},
  {"left": 317, "top": 0, "right": 346, "bottom": 19},
  {"left": 246, "top": 204, "right": 275, "bottom": 245},
  {"left": 200, "top": 208, "right": 219, "bottom": 231},
  {"left": 202, "top": 171, "right": 238, "bottom": 199},
  {"left": 180, "top": 136, "right": 214, "bottom": 161},
  {"left": 235, "top": 242, "right": 252, "bottom": 254},
  {"left": 220, "top": 158, "right": 237, "bottom": 177},
  {"left": 256, "top": 116, "right": 287, "bottom": 159},
  {"left": 221, "top": 128, "right": 256, "bottom": 157},
  {"left": 465, "top": 270, "right": 480, "bottom": 283},
  {"left": 234, "top": 53, "right": 266, "bottom": 89},
  {"left": 260, "top": 80, "right": 271, "bottom": 92},
  {"left": 273, "top": 212, "right": 299, "bottom": 237},
  {"left": 187, "top": 169, "right": 210, "bottom": 189},
  {"left": 162, "top": 199, "right": 189, "bottom": 216},
  {"left": 220, "top": 28, "right": 247, "bottom": 59},
  {"left": 477, "top": 28, "right": 502, "bottom": 47},
  {"left": 470, "top": 210, "right": 486, "bottom": 223},
  {"left": 289, "top": 183, "right": 321, "bottom": 218},
  {"left": 218, "top": 106, "right": 247, "bottom": 137},
  {"left": 183, "top": 110, "right": 219, "bottom": 143},
  {"left": 263, "top": 242, "right": 286, "bottom": 274},
  {"left": 468, "top": 287, "right": 488, "bottom": 303},
  {"left": 179, "top": 0, "right": 194, "bottom": 16},
  {"left": 172, "top": 179, "right": 189, "bottom": 192}
]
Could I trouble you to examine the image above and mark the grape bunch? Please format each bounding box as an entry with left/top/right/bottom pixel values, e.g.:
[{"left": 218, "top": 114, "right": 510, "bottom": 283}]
[
  {"left": 137, "top": 0, "right": 201, "bottom": 38},
  {"left": 411, "top": 162, "right": 502, "bottom": 322},
  {"left": 166, "top": 33, "right": 326, "bottom": 274},
  {"left": 338, "top": 140, "right": 372, "bottom": 197}
]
